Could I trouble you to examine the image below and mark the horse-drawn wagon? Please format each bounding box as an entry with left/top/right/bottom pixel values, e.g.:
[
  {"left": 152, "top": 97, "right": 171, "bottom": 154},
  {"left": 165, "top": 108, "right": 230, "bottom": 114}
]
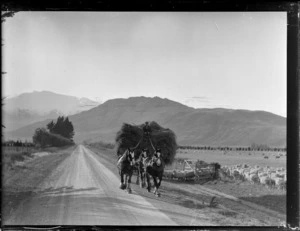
[{"left": 115, "top": 121, "right": 177, "bottom": 196}]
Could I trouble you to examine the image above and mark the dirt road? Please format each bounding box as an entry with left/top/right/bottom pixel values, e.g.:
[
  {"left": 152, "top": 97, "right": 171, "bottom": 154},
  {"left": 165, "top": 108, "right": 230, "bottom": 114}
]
[{"left": 5, "top": 145, "right": 181, "bottom": 225}]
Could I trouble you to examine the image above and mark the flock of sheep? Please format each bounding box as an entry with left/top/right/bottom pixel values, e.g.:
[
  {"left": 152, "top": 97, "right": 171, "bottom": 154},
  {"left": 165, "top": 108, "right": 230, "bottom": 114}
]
[
  {"left": 262, "top": 152, "right": 285, "bottom": 159},
  {"left": 219, "top": 164, "right": 286, "bottom": 190}
]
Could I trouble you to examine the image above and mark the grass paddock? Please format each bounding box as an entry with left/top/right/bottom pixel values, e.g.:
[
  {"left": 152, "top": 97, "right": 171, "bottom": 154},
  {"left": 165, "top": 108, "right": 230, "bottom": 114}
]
[{"left": 176, "top": 149, "right": 286, "bottom": 168}]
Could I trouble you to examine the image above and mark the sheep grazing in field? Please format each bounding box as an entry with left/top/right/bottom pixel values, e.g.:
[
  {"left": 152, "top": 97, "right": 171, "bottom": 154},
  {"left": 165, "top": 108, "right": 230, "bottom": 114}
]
[
  {"left": 242, "top": 163, "right": 249, "bottom": 168},
  {"left": 276, "top": 167, "right": 286, "bottom": 173},
  {"left": 237, "top": 168, "right": 245, "bottom": 175},
  {"left": 249, "top": 168, "right": 258, "bottom": 175},
  {"left": 220, "top": 163, "right": 286, "bottom": 190},
  {"left": 265, "top": 178, "right": 276, "bottom": 189},
  {"left": 257, "top": 167, "right": 264, "bottom": 172},
  {"left": 229, "top": 168, "right": 240, "bottom": 180},
  {"left": 269, "top": 172, "right": 278, "bottom": 179},
  {"left": 245, "top": 172, "right": 255, "bottom": 182},
  {"left": 234, "top": 168, "right": 245, "bottom": 180},
  {"left": 258, "top": 172, "right": 268, "bottom": 178},
  {"left": 218, "top": 169, "right": 229, "bottom": 180},
  {"left": 275, "top": 173, "right": 285, "bottom": 179},
  {"left": 250, "top": 174, "right": 260, "bottom": 184},
  {"left": 275, "top": 156, "right": 280, "bottom": 159},
  {"left": 259, "top": 175, "right": 272, "bottom": 185},
  {"left": 264, "top": 156, "right": 269, "bottom": 159},
  {"left": 274, "top": 177, "right": 285, "bottom": 188},
  {"left": 274, "top": 173, "right": 284, "bottom": 179}
]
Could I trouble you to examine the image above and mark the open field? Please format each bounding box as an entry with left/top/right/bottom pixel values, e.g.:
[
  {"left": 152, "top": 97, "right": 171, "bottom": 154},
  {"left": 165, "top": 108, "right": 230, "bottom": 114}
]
[{"left": 176, "top": 149, "right": 286, "bottom": 168}]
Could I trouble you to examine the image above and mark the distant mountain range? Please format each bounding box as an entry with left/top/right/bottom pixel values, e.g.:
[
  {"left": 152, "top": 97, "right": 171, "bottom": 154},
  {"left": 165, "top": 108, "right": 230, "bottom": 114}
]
[
  {"left": 4, "top": 96, "right": 286, "bottom": 147},
  {"left": 3, "top": 91, "right": 100, "bottom": 131}
]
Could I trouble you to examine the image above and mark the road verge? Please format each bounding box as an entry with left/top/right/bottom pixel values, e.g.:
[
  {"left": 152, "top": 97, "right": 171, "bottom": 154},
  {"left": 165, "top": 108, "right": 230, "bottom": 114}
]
[{"left": 3, "top": 145, "right": 76, "bottom": 222}]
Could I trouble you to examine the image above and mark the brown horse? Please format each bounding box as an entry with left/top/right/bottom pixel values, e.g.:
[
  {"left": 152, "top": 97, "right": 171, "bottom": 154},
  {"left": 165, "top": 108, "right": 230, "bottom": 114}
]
[
  {"left": 117, "top": 148, "right": 135, "bottom": 193},
  {"left": 144, "top": 149, "right": 165, "bottom": 197},
  {"left": 136, "top": 149, "right": 148, "bottom": 188}
]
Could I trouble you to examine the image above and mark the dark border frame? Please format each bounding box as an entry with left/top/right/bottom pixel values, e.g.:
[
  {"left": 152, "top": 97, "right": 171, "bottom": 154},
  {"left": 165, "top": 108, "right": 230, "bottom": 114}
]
[
  {"left": 286, "top": 1, "right": 299, "bottom": 228},
  {"left": 1, "top": 0, "right": 299, "bottom": 229}
]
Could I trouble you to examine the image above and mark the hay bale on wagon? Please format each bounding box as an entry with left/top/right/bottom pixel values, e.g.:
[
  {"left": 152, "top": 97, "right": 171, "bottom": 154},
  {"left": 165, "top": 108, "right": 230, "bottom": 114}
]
[
  {"left": 115, "top": 123, "right": 143, "bottom": 157},
  {"left": 115, "top": 121, "right": 177, "bottom": 165}
]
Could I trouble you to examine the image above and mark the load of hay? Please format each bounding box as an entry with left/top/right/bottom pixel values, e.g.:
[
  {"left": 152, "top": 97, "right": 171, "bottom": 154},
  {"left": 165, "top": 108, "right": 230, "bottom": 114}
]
[{"left": 115, "top": 121, "right": 177, "bottom": 165}]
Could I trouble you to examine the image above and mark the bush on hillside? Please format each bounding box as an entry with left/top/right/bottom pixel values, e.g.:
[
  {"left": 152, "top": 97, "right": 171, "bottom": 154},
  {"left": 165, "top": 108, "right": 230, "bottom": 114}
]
[
  {"left": 33, "top": 127, "right": 74, "bottom": 148},
  {"left": 47, "top": 116, "right": 74, "bottom": 140}
]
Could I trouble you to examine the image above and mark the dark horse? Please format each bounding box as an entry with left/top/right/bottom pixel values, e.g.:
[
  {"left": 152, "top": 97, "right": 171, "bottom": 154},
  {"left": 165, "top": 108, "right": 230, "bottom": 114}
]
[
  {"left": 144, "top": 149, "right": 165, "bottom": 197},
  {"left": 117, "top": 148, "right": 135, "bottom": 193}
]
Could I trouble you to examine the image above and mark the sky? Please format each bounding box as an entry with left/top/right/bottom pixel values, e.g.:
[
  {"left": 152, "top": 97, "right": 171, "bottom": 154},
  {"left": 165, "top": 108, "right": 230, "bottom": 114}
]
[{"left": 2, "top": 12, "right": 287, "bottom": 117}]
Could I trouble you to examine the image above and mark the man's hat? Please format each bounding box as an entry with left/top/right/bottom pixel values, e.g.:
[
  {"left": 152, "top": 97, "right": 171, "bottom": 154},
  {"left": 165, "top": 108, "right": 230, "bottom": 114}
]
[{"left": 156, "top": 148, "right": 161, "bottom": 153}]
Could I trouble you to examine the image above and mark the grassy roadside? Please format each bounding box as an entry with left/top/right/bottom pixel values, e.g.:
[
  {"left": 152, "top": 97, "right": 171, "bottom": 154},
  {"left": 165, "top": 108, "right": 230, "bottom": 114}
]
[
  {"left": 2, "top": 145, "right": 76, "bottom": 221},
  {"left": 204, "top": 180, "right": 286, "bottom": 215}
]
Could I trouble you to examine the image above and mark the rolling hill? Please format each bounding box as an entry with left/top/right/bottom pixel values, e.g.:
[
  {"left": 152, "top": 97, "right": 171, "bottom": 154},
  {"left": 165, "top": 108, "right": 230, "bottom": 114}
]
[
  {"left": 3, "top": 91, "right": 100, "bottom": 131},
  {"left": 4, "top": 96, "right": 286, "bottom": 147}
]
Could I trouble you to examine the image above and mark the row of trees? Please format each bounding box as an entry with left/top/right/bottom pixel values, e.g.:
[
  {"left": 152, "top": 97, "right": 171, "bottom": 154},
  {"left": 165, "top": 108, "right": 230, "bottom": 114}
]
[{"left": 33, "top": 116, "right": 75, "bottom": 147}]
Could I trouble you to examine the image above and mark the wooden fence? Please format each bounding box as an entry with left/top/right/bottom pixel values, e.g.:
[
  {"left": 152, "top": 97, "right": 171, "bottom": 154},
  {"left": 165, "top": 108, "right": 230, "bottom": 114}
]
[{"left": 164, "top": 159, "right": 219, "bottom": 182}]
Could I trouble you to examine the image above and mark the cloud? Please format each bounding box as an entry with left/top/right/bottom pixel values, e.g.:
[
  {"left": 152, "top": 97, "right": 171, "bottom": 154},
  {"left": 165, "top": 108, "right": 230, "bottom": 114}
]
[
  {"left": 207, "top": 104, "right": 231, "bottom": 108},
  {"left": 190, "top": 96, "right": 209, "bottom": 100},
  {"left": 185, "top": 96, "right": 210, "bottom": 104},
  {"left": 184, "top": 96, "right": 233, "bottom": 109}
]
